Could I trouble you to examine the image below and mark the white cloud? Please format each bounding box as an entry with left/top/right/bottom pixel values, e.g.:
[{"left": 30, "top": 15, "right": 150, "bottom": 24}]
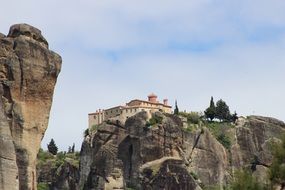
[{"left": 1, "top": 0, "right": 285, "bottom": 150}]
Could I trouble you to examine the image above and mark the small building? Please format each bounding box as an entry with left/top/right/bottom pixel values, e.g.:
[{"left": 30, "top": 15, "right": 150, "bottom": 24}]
[{"left": 88, "top": 93, "right": 172, "bottom": 128}]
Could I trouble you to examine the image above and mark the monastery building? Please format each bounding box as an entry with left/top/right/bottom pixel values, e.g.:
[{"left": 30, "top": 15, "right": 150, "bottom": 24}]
[{"left": 88, "top": 93, "right": 172, "bottom": 128}]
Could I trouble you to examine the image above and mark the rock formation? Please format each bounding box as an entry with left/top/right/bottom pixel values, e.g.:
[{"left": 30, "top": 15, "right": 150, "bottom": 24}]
[
  {"left": 0, "top": 24, "right": 61, "bottom": 190},
  {"left": 77, "top": 112, "right": 285, "bottom": 190}
]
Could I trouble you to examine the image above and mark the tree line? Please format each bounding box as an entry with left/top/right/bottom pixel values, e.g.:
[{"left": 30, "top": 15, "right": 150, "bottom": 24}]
[
  {"left": 47, "top": 138, "right": 75, "bottom": 155},
  {"left": 174, "top": 96, "right": 238, "bottom": 123}
]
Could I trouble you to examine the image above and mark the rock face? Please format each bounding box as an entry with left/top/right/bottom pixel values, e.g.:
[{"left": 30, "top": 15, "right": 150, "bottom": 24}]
[
  {"left": 79, "top": 112, "right": 202, "bottom": 189},
  {"left": 0, "top": 24, "right": 61, "bottom": 189},
  {"left": 37, "top": 159, "right": 79, "bottom": 190},
  {"left": 78, "top": 112, "right": 285, "bottom": 189}
]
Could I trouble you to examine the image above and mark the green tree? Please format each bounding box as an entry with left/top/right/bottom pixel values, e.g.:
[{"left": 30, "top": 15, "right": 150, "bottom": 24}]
[
  {"left": 231, "top": 111, "right": 238, "bottom": 123},
  {"left": 47, "top": 138, "right": 58, "bottom": 155},
  {"left": 230, "top": 169, "right": 267, "bottom": 190},
  {"left": 71, "top": 143, "right": 75, "bottom": 153},
  {"left": 216, "top": 99, "right": 231, "bottom": 122},
  {"left": 269, "top": 135, "right": 285, "bottom": 189},
  {"left": 174, "top": 100, "right": 179, "bottom": 115},
  {"left": 204, "top": 96, "right": 216, "bottom": 121}
]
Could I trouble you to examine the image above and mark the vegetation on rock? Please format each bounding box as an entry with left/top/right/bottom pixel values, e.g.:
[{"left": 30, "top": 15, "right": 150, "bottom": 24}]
[
  {"left": 37, "top": 148, "right": 80, "bottom": 189},
  {"left": 146, "top": 114, "right": 163, "bottom": 127},
  {"left": 269, "top": 135, "right": 285, "bottom": 189},
  {"left": 37, "top": 182, "right": 49, "bottom": 190},
  {"left": 229, "top": 169, "right": 268, "bottom": 190}
]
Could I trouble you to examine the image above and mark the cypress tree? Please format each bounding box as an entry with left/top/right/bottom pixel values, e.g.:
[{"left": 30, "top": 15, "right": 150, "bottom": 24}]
[
  {"left": 47, "top": 138, "right": 58, "bottom": 155},
  {"left": 71, "top": 143, "right": 75, "bottom": 153},
  {"left": 174, "top": 100, "right": 179, "bottom": 115},
  {"left": 204, "top": 96, "right": 216, "bottom": 121}
]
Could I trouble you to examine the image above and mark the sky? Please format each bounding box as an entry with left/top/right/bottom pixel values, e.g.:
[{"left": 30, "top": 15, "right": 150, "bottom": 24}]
[{"left": 1, "top": 0, "right": 285, "bottom": 151}]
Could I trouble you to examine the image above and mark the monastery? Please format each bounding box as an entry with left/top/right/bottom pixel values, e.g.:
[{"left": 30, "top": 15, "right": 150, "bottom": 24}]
[{"left": 88, "top": 93, "right": 172, "bottom": 128}]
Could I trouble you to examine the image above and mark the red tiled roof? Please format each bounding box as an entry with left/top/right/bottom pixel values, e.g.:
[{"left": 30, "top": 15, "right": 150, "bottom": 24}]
[{"left": 127, "top": 99, "right": 172, "bottom": 108}]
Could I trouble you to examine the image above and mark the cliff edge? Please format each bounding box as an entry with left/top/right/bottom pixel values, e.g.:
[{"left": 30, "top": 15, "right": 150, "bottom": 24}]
[{"left": 0, "top": 24, "right": 61, "bottom": 190}]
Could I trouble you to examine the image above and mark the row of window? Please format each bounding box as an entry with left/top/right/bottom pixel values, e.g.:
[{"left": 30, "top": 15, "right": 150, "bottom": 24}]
[
  {"left": 125, "top": 108, "right": 138, "bottom": 113},
  {"left": 92, "top": 107, "right": 163, "bottom": 120}
]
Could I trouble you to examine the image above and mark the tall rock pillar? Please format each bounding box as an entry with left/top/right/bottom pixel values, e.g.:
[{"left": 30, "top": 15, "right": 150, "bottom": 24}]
[{"left": 0, "top": 24, "right": 62, "bottom": 190}]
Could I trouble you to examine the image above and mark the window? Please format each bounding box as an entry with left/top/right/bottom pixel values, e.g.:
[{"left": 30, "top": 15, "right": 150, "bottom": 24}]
[{"left": 94, "top": 116, "right": 96, "bottom": 119}]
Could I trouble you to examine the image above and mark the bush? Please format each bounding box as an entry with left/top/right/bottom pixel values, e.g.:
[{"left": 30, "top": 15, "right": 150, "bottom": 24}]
[
  {"left": 90, "top": 124, "right": 99, "bottom": 132},
  {"left": 37, "top": 148, "right": 54, "bottom": 162},
  {"left": 184, "top": 126, "right": 193, "bottom": 133},
  {"left": 229, "top": 169, "right": 267, "bottom": 190},
  {"left": 37, "top": 182, "right": 49, "bottom": 190},
  {"left": 187, "top": 112, "right": 201, "bottom": 124},
  {"left": 217, "top": 134, "right": 231, "bottom": 149},
  {"left": 146, "top": 115, "right": 163, "bottom": 127},
  {"left": 179, "top": 112, "right": 201, "bottom": 124},
  {"left": 190, "top": 171, "right": 198, "bottom": 180}
]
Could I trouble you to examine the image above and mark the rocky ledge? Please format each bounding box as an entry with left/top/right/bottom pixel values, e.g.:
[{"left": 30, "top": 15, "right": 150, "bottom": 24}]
[{"left": 0, "top": 24, "right": 61, "bottom": 190}]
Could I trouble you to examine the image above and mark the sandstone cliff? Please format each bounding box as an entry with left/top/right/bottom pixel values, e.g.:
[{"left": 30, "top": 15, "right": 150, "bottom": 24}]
[
  {"left": 0, "top": 24, "right": 61, "bottom": 190},
  {"left": 77, "top": 112, "right": 285, "bottom": 190}
]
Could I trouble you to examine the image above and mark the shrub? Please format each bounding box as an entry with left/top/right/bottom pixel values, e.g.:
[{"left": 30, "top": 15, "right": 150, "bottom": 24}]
[
  {"left": 217, "top": 134, "right": 231, "bottom": 149},
  {"left": 37, "top": 182, "right": 49, "bottom": 190},
  {"left": 190, "top": 171, "right": 198, "bottom": 180},
  {"left": 179, "top": 112, "right": 201, "bottom": 124},
  {"left": 90, "top": 124, "right": 99, "bottom": 132},
  {"left": 229, "top": 169, "right": 267, "bottom": 190},
  {"left": 37, "top": 148, "right": 53, "bottom": 162},
  {"left": 187, "top": 112, "right": 201, "bottom": 124},
  {"left": 146, "top": 115, "right": 163, "bottom": 127}
]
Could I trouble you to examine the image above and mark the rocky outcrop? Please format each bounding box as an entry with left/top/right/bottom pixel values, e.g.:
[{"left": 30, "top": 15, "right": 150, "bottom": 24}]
[
  {"left": 37, "top": 158, "right": 79, "bottom": 190},
  {"left": 79, "top": 112, "right": 203, "bottom": 189},
  {"left": 0, "top": 24, "right": 61, "bottom": 189},
  {"left": 78, "top": 112, "right": 285, "bottom": 189}
]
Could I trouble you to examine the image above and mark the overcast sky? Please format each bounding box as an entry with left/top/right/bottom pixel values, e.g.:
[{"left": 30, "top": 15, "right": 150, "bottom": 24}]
[{"left": 1, "top": 0, "right": 285, "bottom": 151}]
